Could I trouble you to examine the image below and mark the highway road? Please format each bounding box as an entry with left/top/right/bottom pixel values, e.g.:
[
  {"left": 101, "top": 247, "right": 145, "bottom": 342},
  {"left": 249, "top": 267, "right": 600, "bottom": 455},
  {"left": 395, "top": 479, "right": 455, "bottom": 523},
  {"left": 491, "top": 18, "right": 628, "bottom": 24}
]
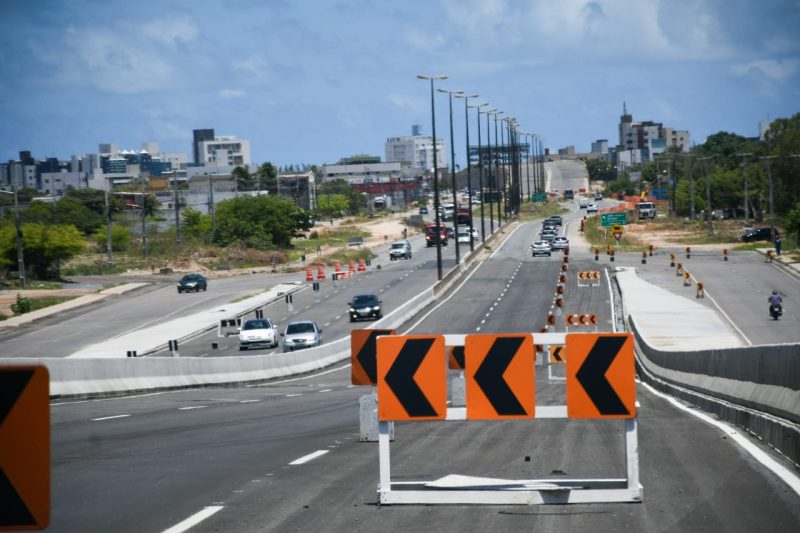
[
  {"left": 42, "top": 211, "right": 800, "bottom": 532},
  {"left": 546, "top": 159, "right": 590, "bottom": 194}
]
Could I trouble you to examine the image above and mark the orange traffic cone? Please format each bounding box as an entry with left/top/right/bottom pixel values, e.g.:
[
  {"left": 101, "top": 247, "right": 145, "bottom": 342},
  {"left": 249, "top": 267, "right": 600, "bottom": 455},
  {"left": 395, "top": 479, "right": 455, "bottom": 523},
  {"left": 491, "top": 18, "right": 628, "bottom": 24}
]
[
  {"left": 305, "top": 265, "right": 313, "bottom": 282},
  {"left": 335, "top": 260, "right": 341, "bottom": 273},
  {"left": 349, "top": 260, "right": 356, "bottom": 274},
  {"left": 357, "top": 258, "right": 366, "bottom": 271},
  {"left": 317, "top": 264, "right": 326, "bottom": 280}
]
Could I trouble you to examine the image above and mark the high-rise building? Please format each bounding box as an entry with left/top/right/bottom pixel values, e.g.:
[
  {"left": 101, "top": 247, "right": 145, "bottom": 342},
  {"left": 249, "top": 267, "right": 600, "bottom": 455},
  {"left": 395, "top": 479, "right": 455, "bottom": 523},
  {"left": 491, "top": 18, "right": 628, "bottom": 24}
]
[
  {"left": 384, "top": 126, "right": 446, "bottom": 172},
  {"left": 617, "top": 103, "right": 690, "bottom": 160},
  {"left": 591, "top": 139, "right": 609, "bottom": 153},
  {"left": 192, "top": 129, "right": 215, "bottom": 165}
]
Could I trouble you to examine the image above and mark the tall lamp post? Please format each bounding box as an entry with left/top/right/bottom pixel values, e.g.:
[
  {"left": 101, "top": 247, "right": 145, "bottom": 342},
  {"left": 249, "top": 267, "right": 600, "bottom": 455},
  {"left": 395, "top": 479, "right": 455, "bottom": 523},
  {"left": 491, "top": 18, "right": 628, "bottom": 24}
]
[
  {"left": 438, "top": 87, "right": 463, "bottom": 265},
  {"left": 485, "top": 109, "right": 498, "bottom": 235},
  {"left": 4, "top": 161, "right": 25, "bottom": 288},
  {"left": 457, "top": 93, "right": 480, "bottom": 252},
  {"left": 471, "top": 102, "right": 489, "bottom": 243},
  {"left": 492, "top": 110, "right": 504, "bottom": 228},
  {"left": 417, "top": 74, "right": 447, "bottom": 280}
]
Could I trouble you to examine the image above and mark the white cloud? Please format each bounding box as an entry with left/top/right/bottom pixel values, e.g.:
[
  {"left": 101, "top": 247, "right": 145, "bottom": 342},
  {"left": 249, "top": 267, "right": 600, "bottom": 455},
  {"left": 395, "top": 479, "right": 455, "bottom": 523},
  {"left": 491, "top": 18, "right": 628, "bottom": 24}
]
[
  {"left": 219, "top": 89, "right": 245, "bottom": 99},
  {"left": 233, "top": 55, "right": 273, "bottom": 83},
  {"left": 142, "top": 16, "right": 198, "bottom": 46},
  {"left": 730, "top": 59, "right": 799, "bottom": 82}
]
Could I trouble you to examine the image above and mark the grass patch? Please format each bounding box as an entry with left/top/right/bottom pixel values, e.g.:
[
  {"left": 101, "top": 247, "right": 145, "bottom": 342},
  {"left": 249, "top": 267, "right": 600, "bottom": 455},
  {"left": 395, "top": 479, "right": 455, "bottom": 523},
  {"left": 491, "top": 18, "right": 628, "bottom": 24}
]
[
  {"left": 518, "top": 200, "right": 569, "bottom": 222},
  {"left": 582, "top": 215, "right": 642, "bottom": 253}
]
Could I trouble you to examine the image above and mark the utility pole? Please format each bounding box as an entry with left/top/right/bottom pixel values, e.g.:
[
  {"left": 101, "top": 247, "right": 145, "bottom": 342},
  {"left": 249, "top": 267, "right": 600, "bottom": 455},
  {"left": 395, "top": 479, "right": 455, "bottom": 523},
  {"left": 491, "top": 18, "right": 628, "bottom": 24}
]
[
  {"left": 141, "top": 193, "right": 147, "bottom": 258},
  {"left": 208, "top": 175, "right": 216, "bottom": 240},
  {"left": 736, "top": 153, "right": 752, "bottom": 225},
  {"left": 104, "top": 183, "right": 113, "bottom": 267},
  {"left": 761, "top": 156, "right": 777, "bottom": 243},
  {"left": 8, "top": 161, "right": 26, "bottom": 288},
  {"left": 698, "top": 156, "right": 714, "bottom": 235},
  {"left": 173, "top": 173, "right": 181, "bottom": 244},
  {"left": 686, "top": 156, "right": 696, "bottom": 221}
]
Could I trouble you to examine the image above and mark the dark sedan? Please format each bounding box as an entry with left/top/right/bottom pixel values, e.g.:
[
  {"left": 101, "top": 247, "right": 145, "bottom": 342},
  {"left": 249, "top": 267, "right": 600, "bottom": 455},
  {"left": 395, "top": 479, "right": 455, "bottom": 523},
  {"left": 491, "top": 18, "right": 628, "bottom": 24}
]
[
  {"left": 177, "top": 273, "right": 207, "bottom": 293},
  {"left": 348, "top": 293, "right": 383, "bottom": 322},
  {"left": 741, "top": 228, "right": 774, "bottom": 243}
]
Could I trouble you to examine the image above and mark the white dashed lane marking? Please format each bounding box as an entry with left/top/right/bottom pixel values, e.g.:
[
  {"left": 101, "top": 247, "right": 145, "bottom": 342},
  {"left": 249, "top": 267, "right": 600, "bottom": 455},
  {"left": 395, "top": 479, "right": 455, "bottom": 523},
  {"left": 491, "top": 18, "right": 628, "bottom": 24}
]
[
  {"left": 289, "top": 450, "right": 329, "bottom": 465},
  {"left": 91, "top": 414, "right": 131, "bottom": 421}
]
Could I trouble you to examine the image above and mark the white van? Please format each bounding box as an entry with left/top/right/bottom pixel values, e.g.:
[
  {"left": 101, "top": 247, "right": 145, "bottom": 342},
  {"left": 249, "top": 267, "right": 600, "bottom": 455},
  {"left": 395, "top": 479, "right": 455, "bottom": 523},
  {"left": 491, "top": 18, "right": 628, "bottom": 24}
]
[{"left": 637, "top": 202, "right": 656, "bottom": 219}]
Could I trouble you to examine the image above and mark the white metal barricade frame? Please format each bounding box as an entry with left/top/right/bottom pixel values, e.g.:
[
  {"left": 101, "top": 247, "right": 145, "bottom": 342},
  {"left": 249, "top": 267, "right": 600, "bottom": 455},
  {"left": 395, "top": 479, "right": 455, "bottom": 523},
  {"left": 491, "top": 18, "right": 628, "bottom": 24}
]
[{"left": 376, "top": 332, "right": 643, "bottom": 505}]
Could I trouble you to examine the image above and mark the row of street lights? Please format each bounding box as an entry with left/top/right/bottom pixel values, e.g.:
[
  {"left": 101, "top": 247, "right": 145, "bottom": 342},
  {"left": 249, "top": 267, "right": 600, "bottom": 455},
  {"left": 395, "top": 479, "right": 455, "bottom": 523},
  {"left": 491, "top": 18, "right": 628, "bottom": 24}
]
[{"left": 418, "top": 74, "right": 546, "bottom": 279}]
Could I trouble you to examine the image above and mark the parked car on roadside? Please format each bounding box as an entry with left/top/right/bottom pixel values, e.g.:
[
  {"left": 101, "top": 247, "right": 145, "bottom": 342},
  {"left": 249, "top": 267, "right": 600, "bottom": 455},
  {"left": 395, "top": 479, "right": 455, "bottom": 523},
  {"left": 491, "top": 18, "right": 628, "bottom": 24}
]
[
  {"left": 177, "top": 273, "right": 207, "bottom": 293},
  {"left": 239, "top": 318, "right": 279, "bottom": 350},
  {"left": 281, "top": 320, "right": 322, "bottom": 352},
  {"left": 741, "top": 227, "right": 774, "bottom": 243}
]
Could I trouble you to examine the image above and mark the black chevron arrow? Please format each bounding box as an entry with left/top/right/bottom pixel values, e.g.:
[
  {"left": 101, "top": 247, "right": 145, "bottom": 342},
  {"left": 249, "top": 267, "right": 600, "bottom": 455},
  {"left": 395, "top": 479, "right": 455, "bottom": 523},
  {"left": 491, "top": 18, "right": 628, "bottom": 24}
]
[
  {"left": 385, "top": 338, "right": 436, "bottom": 417},
  {"left": 357, "top": 330, "right": 394, "bottom": 384},
  {"left": 0, "top": 369, "right": 33, "bottom": 426},
  {"left": 474, "top": 337, "right": 526, "bottom": 416},
  {"left": 0, "top": 469, "right": 35, "bottom": 526},
  {"left": 576, "top": 336, "right": 629, "bottom": 415},
  {"left": 552, "top": 346, "right": 563, "bottom": 362},
  {"left": 0, "top": 369, "right": 36, "bottom": 526},
  {"left": 450, "top": 346, "right": 465, "bottom": 369}
]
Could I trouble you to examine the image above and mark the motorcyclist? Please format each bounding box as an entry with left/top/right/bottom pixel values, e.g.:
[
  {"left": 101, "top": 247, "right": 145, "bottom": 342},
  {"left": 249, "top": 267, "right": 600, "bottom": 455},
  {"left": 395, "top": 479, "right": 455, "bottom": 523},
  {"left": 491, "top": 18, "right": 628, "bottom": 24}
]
[{"left": 768, "top": 291, "right": 783, "bottom": 306}]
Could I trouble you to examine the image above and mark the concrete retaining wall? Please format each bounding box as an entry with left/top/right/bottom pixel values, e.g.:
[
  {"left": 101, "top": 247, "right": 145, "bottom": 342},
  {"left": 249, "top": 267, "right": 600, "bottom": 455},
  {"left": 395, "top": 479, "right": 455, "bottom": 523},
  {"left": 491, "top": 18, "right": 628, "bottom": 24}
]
[{"left": 629, "top": 317, "right": 800, "bottom": 465}]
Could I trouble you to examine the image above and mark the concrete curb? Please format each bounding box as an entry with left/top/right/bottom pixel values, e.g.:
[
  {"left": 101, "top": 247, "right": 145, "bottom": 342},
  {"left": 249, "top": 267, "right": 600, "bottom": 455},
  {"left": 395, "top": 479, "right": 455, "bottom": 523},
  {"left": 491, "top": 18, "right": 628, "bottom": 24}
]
[{"left": 0, "top": 282, "right": 150, "bottom": 328}]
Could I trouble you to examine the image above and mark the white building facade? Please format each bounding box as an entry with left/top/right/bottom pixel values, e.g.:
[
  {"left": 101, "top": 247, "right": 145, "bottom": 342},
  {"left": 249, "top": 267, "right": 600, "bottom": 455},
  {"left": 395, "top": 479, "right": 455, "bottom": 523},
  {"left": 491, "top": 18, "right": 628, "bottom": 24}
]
[{"left": 385, "top": 129, "right": 446, "bottom": 172}]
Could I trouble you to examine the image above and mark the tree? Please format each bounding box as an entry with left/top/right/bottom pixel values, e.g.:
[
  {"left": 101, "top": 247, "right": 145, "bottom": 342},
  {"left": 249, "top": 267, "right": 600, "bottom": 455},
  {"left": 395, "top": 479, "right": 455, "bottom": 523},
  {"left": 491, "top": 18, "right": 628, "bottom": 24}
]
[
  {"left": 317, "top": 194, "right": 350, "bottom": 216},
  {"left": 64, "top": 187, "right": 120, "bottom": 218},
  {"left": 231, "top": 165, "right": 254, "bottom": 191},
  {"left": 0, "top": 222, "right": 84, "bottom": 279},
  {"left": 214, "top": 195, "right": 311, "bottom": 248},
  {"left": 93, "top": 225, "right": 131, "bottom": 252},
  {"left": 181, "top": 207, "right": 213, "bottom": 242},
  {"left": 56, "top": 197, "right": 104, "bottom": 234},
  {"left": 256, "top": 162, "right": 278, "bottom": 194}
]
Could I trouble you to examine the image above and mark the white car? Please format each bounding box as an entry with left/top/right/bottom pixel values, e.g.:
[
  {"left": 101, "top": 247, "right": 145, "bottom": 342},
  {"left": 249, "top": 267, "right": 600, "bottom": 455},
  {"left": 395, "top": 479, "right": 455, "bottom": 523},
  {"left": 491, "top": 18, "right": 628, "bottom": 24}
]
[
  {"left": 457, "top": 230, "right": 472, "bottom": 244},
  {"left": 531, "top": 240, "right": 552, "bottom": 257},
  {"left": 239, "top": 318, "right": 279, "bottom": 350},
  {"left": 281, "top": 320, "right": 322, "bottom": 352},
  {"left": 586, "top": 203, "right": 598, "bottom": 213}
]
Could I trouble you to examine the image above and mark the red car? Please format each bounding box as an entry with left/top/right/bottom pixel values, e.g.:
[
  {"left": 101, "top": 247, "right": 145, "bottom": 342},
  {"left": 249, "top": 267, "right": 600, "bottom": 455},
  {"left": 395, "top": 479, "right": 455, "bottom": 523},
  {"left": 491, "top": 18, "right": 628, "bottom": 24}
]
[{"left": 425, "top": 224, "right": 448, "bottom": 247}]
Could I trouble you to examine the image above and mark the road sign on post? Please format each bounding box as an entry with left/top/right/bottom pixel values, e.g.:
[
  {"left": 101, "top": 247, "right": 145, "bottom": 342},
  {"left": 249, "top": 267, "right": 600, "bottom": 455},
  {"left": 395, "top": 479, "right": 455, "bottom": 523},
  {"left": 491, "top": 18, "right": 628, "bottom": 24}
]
[
  {"left": 566, "top": 333, "right": 635, "bottom": 419},
  {"left": 0, "top": 366, "right": 50, "bottom": 530},
  {"left": 601, "top": 212, "right": 628, "bottom": 227},
  {"left": 465, "top": 334, "right": 535, "bottom": 420},
  {"left": 611, "top": 223, "right": 623, "bottom": 241},
  {"left": 377, "top": 335, "right": 446, "bottom": 421}
]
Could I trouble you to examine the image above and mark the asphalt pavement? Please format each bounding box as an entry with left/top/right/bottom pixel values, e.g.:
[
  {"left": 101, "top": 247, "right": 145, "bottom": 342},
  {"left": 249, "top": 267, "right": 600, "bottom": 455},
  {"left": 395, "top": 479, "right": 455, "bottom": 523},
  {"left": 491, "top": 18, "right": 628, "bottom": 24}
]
[{"left": 3, "top": 208, "right": 798, "bottom": 355}]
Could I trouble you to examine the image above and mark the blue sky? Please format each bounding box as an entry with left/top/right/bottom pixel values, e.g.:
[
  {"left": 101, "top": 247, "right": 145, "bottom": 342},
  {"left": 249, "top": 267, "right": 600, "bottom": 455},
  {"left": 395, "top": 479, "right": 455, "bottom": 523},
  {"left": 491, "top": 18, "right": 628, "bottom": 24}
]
[{"left": 1, "top": 0, "right": 798, "bottom": 168}]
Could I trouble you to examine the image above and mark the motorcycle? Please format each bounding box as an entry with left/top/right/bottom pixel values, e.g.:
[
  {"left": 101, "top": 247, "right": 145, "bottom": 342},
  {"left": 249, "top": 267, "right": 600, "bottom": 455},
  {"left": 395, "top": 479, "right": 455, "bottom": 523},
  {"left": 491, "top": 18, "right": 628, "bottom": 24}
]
[{"left": 769, "top": 303, "right": 783, "bottom": 320}]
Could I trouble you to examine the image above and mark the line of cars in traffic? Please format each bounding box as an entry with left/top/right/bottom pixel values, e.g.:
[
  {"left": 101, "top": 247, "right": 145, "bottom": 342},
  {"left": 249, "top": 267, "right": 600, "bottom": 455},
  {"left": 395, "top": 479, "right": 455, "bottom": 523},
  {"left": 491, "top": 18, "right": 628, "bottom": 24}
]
[{"left": 531, "top": 215, "right": 569, "bottom": 257}]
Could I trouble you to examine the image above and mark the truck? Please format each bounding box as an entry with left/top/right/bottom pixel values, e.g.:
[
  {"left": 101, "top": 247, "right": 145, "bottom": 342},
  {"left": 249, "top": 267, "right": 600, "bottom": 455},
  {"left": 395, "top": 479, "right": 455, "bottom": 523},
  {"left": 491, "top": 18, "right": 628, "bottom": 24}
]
[
  {"left": 636, "top": 201, "right": 656, "bottom": 219},
  {"left": 564, "top": 189, "right": 574, "bottom": 200}
]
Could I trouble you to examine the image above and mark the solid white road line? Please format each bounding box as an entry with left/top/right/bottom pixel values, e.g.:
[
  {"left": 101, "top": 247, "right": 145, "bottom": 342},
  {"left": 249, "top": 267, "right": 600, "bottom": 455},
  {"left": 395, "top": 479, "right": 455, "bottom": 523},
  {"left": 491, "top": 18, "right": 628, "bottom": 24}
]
[
  {"left": 178, "top": 406, "right": 207, "bottom": 410},
  {"left": 161, "top": 505, "right": 224, "bottom": 533},
  {"left": 289, "top": 449, "right": 329, "bottom": 465},
  {"left": 91, "top": 414, "right": 131, "bottom": 421},
  {"left": 239, "top": 399, "right": 259, "bottom": 403},
  {"left": 642, "top": 382, "right": 800, "bottom": 497},
  {"left": 319, "top": 389, "right": 332, "bottom": 393}
]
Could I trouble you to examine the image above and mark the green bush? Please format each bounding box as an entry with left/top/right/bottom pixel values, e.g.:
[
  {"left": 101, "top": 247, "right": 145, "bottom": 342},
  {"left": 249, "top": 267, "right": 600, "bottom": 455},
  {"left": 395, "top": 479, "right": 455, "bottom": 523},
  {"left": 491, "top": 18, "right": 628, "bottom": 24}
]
[{"left": 11, "top": 293, "right": 32, "bottom": 314}]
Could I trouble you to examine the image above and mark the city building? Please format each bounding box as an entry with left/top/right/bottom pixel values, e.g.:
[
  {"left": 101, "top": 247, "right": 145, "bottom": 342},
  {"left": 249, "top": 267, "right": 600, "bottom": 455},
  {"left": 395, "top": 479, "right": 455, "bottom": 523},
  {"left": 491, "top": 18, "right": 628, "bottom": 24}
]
[
  {"left": 591, "top": 139, "right": 609, "bottom": 154},
  {"left": 618, "top": 103, "right": 691, "bottom": 161},
  {"left": 384, "top": 125, "right": 446, "bottom": 172}
]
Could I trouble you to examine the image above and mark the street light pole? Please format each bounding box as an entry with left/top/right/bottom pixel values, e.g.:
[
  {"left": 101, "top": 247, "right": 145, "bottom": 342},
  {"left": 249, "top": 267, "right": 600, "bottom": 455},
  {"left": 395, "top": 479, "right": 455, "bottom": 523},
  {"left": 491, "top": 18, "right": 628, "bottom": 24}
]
[
  {"left": 493, "top": 111, "right": 504, "bottom": 228},
  {"left": 418, "top": 74, "right": 447, "bottom": 280},
  {"left": 486, "top": 109, "right": 497, "bottom": 235},
  {"left": 438, "top": 88, "right": 463, "bottom": 265},
  {"left": 472, "top": 103, "right": 489, "bottom": 243},
  {"left": 457, "top": 93, "right": 480, "bottom": 252}
]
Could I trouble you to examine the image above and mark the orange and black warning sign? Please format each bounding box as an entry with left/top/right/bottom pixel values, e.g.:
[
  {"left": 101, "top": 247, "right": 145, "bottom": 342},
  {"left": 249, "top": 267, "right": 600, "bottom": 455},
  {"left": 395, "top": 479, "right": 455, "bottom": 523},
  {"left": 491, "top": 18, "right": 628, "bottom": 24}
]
[
  {"left": 351, "top": 328, "right": 396, "bottom": 385},
  {"left": 566, "top": 314, "right": 578, "bottom": 326},
  {"left": 465, "top": 334, "right": 534, "bottom": 420},
  {"left": 377, "top": 335, "right": 446, "bottom": 421},
  {"left": 0, "top": 365, "right": 49, "bottom": 531},
  {"left": 549, "top": 344, "right": 565, "bottom": 363},
  {"left": 566, "top": 333, "right": 635, "bottom": 419},
  {"left": 448, "top": 345, "right": 465, "bottom": 370}
]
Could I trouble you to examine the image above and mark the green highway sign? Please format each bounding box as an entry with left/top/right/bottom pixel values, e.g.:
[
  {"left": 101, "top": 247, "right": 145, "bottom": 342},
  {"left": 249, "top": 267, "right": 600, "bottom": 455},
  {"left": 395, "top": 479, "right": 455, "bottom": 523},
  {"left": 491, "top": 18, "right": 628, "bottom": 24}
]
[
  {"left": 531, "top": 194, "right": 548, "bottom": 203},
  {"left": 601, "top": 212, "right": 628, "bottom": 227}
]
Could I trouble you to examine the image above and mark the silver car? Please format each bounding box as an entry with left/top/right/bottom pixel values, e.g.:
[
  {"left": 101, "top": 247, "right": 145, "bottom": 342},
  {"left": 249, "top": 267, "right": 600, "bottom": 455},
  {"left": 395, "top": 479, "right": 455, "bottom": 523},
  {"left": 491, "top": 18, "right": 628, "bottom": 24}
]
[
  {"left": 531, "top": 240, "right": 552, "bottom": 257},
  {"left": 281, "top": 320, "right": 322, "bottom": 352},
  {"left": 551, "top": 236, "right": 570, "bottom": 251}
]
